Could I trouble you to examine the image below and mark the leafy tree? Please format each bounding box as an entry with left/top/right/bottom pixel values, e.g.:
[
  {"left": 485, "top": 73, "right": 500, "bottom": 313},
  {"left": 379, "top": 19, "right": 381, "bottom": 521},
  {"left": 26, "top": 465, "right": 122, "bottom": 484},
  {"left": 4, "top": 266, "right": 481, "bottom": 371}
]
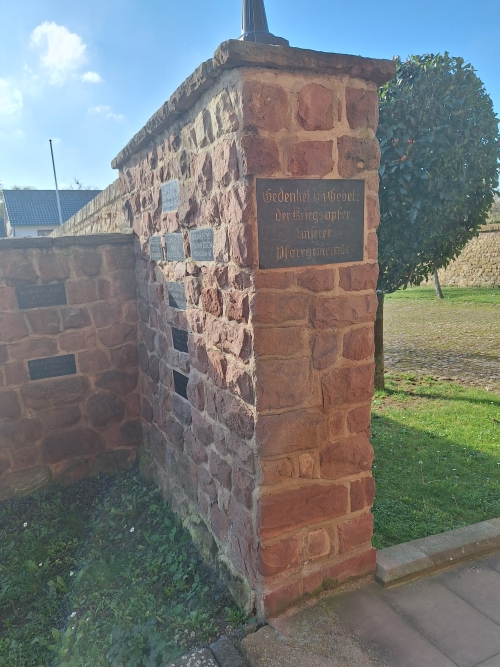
[{"left": 375, "top": 53, "right": 500, "bottom": 388}]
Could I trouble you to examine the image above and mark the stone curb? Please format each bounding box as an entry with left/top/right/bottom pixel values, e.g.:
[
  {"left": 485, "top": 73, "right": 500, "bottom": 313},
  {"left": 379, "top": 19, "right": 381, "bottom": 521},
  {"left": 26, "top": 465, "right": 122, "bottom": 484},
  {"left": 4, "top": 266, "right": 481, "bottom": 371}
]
[
  {"left": 166, "top": 637, "right": 248, "bottom": 667},
  {"left": 376, "top": 517, "right": 500, "bottom": 587}
]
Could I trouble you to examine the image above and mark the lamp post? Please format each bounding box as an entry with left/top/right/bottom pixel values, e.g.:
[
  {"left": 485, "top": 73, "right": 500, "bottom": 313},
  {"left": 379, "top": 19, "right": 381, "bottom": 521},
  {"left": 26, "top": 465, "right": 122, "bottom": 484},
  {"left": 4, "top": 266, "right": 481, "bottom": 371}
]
[{"left": 240, "top": 0, "right": 289, "bottom": 46}]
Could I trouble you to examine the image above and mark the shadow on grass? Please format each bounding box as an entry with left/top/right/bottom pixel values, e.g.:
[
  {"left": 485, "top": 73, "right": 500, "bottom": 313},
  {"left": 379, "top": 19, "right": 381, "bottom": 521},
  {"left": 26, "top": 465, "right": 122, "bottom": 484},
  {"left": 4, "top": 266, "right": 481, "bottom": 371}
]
[
  {"left": 380, "top": 386, "right": 500, "bottom": 408},
  {"left": 371, "top": 416, "right": 500, "bottom": 550}
]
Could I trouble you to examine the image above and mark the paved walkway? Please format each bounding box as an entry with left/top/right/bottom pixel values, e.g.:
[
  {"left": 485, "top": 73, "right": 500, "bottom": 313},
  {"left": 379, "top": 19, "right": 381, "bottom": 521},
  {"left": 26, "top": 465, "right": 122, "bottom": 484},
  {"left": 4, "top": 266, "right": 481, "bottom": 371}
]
[{"left": 243, "top": 553, "right": 500, "bottom": 667}]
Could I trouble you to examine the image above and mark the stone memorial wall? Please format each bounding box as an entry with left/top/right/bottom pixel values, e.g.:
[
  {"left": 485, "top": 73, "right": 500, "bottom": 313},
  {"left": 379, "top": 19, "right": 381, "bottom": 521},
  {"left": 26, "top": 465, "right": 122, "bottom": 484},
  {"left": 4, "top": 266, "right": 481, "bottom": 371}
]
[
  {"left": 0, "top": 234, "right": 140, "bottom": 500},
  {"left": 112, "top": 40, "right": 394, "bottom": 617},
  {"left": 436, "top": 225, "right": 500, "bottom": 287}
]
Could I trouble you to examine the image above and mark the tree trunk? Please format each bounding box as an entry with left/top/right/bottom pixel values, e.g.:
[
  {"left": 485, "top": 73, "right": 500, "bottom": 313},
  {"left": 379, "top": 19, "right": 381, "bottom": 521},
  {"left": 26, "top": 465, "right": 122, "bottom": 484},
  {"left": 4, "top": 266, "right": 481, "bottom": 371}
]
[
  {"left": 433, "top": 271, "right": 444, "bottom": 299},
  {"left": 374, "top": 291, "right": 385, "bottom": 390}
]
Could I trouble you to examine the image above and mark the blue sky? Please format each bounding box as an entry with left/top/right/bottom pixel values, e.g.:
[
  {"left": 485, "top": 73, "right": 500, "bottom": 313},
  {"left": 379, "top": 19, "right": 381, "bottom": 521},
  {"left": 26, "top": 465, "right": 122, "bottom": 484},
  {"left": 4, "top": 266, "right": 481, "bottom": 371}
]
[{"left": 1, "top": 0, "right": 499, "bottom": 190}]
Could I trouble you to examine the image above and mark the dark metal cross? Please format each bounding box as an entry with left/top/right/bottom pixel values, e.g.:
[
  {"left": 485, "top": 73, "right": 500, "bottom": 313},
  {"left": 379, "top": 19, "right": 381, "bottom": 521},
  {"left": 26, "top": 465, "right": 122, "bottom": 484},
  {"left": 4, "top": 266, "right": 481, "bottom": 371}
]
[{"left": 240, "top": 0, "right": 289, "bottom": 46}]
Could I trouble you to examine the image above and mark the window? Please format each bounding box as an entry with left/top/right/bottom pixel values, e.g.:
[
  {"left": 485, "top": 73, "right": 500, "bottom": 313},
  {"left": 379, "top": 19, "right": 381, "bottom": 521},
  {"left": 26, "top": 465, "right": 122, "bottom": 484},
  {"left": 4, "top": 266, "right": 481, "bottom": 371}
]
[{"left": 37, "top": 230, "right": 54, "bottom": 237}]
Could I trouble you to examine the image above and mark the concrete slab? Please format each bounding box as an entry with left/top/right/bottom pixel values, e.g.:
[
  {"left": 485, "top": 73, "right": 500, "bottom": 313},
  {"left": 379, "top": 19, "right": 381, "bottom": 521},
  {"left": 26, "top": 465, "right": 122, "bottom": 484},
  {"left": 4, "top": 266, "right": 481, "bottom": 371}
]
[
  {"left": 323, "top": 584, "right": 456, "bottom": 667},
  {"left": 439, "top": 563, "right": 500, "bottom": 625},
  {"left": 475, "top": 653, "right": 500, "bottom": 667},
  {"left": 384, "top": 580, "right": 500, "bottom": 667},
  {"left": 484, "top": 553, "right": 500, "bottom": 575}
]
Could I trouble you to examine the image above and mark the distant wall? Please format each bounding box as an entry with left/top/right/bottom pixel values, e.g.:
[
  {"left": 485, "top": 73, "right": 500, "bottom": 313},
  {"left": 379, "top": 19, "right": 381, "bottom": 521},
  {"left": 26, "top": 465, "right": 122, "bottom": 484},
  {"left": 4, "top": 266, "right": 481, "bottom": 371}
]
[
  {"left": 51, "top": 181, "right": 129, "bottom": 237},
  {"left": 437, "top": 225, "right": 500, "bottom": 287},
  {"left": 0, "top": 233, "right": 140, "bottom": 501}
]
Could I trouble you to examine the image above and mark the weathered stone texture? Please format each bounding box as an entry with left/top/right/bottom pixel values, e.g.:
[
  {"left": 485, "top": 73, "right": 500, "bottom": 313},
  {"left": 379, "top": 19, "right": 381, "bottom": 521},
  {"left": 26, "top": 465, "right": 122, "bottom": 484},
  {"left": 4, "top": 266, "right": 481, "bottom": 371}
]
[
  {"left": 0, "top": 235, "right": 140, "bottom": 499},
  {"left": 434, "top": 225, "right": 500, "bottom": 287}
]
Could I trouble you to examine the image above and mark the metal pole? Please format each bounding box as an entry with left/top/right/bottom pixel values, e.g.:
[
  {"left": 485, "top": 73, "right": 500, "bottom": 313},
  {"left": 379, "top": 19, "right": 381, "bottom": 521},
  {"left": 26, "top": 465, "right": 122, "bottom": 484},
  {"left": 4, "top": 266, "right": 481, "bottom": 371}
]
[
  {"left": 240, "top": 0, "right": 289, "bottom": 45},
  {"left": 49, "top": 140, "right": 64, "bottom": 226}
]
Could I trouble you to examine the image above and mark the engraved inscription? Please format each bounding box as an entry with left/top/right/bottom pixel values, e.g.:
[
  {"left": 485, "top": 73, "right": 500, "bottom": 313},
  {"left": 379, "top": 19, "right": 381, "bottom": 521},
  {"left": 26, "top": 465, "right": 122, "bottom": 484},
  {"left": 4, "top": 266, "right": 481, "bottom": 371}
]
[
  {"left": 161, "top": 180, "right": 179, "bottom": 212},
  {"left": 190, "top": 228, "right": 214, "bottom": 262},
  {"left": 173, "top": 370, "right": 188, "bottom": 399},
  {"left": 167, "top": 282, "right": 186, "bottom": 310},
  {"left": 16, "top": 283, "right": 67, "bottom": 309},
  {"left": 149, "top": 236, "right": 164, "bottom": 261},
  {"left": 256, "top": 178, "right": 365, "bottom": 269},
  {"left": 28, "top": 354, "right": 76, "bottom": 381},
  {"left": 165, "top": 233, "right": 185, "bottom": 261},
  {"left": 172, "top": 327, "right": 189, "bottom": 353}
]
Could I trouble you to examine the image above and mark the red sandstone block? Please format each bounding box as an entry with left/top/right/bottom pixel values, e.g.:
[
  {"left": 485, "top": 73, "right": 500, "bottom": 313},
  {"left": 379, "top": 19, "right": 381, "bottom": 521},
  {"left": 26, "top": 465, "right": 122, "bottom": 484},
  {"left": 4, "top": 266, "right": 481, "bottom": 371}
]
[
  {"left": 198, "top": 465, "right": 217, "bottom": 503},
  {"left": 296, "top": 268, "right": 335, "bottom": 293},
  {"left": 61, "top": 307, "right": 91, "bottom": 330},
  {"left": 98, "top": 279, "right": 112, "bottom": 301},
  {"left": 343, "top": 327, "right": 375, "bottom": 361},
  {"left": 263, "top": 581, "right": 302, "bottom": 618},
  {"left": 219, "top": 185, "right": 252, "bottom": 226},
  {"left": 123, "top": 301, "right": 139, "bottom": 324},
  {"left": 337, "top": 136, "right": 380, "bottom": 179},
  {"left": 287, "top": 141, "right": 334, "bottom": 178},
  {"left": 254, "top": 271, "right": 294, "bottom": 290},
  {"left": 320, "top": 433, "right": 374, "bottom": 479},
  {"left": 58, "top": 331, "right": 88, "bottom": 353},
  {"left": 95, "top": 369, "right": 138, "bottom": 396},
  {"left": 10, "top": 337, "right": 58, "bottom": 361},
  {"left": 345, "top": 87, "right": 378, "bottom": 131},
  {"left": 256, "top": 357, "right": 311, "bottom": 411},
  {"left": 298, "top": 83, "right": 334, "bottom": 131},
  {"left": 322, "top": 364, "right": 374, "bottom": 408},
  {"left": 256, "top": 408, "right": 327, "bottom": 457},
  {"left": 258, "top": 534, "right": 302, "bottom": 577},
  {"left": 42, "top": 427, "right": 105, "bottom": 464},
  {"left": 1, "top": 253, "right": 37, "bottom": 287},
  {"left": 303, "top": 570, "right": 323, "bottom": 596},
  {"left": 188, "top": 336, "right": 209, "bottom": 374},
  {"left": 260, "top": 483, "right": 348, "bottom": 539},
  {"left": 0, "top": 417, "right": 42, "bottom": 445},
  {"left": 0, "top": 286, "right": 18, "bottom": 310},
  {"left": 185, "top": 430, "right": 207, "bottom": 465},
  {"left": 41, "top": 405, "right": 82, "bottom": 431},
  {"left": 0, "top": 312, "right": 29, "bottom": 342},
  {"left": 350, "top": 476, "right": 376, "bottom": 512},
  {"left": 298, "top": 453, "right": 315, "bottom": 479},
  {"left": 260, "top": 458, "right": 293, "bottom": 485},
  {"left": 98, "top": 323, "right": 137, "bottom": 348},
  {"left": 243, "top": 80, "right": 288, "bottom": 132},
  {"left": 5, "top": 362, "right": 29, "bottom": 386},
  {"left": 110, "top": 343, "right": 138, "bottom": 369},
  {"left": 226, "top": 362, "right": 254, "bottom": 404},
  {"left": 201, "top": 287, "right": 223, "bottom": 317},
  {"left": 213, "top": 140, "right": 239, "bottom": 187},
  {"left": 10, "top": 443, "right": 40, "bottom": 470},
  {"left": 339, "top": 264, "right": 379, "bottom": 292},
  {"left": 86, "top": 392, "right": 125, "bottom": 427},
  {"left": 0, "top": 345, "right": 7, "bottom": 364},
  {"left": 226, "top": 292, "right": 249, "bottom": 324},
  {"left": 72, "top": 249, "right": 102, "bottom": 277},
  {"left": 0, "top": 390, "right": 21, "bottom": 420},
  {"left": 192, "top": 409, "right": 214, "bottom": 446},
  {"left": 26, "top": 308, "right": 60, "bottom": 335},
  {"left": 141, "top": 398, "right": 153, "bottom": 423},
  {"left": 66, "top": 279, "right": 97, "bottom": 305},
  {"left": 104, "top": 245, "right": 135, "bottom": 271},
  {"left": 366, "top": 232, "right": 378, "bottom": 261},
  {"left": 347, "top": 404, "right": 371, "bottom": 434},
  {"left": 110, "top": 270, "right": 136, "bottom": 300},
  {"left": 215, "top": 391, "right": 254, "bottom": 440},
  {"left": 241, "top": 136, "right": 280, "bottom": 176},
  {"left": 311, "top": 294, "right": 378, "bottom": 330},
  {"left": 366, "top": 195, "right": 380, "bottom": 230},
  {"left": 38, "top": 255, "right": 70, "bottom": 282},
  {"left": 308, "top": 528, "right": 331, "bottom": 560},
  {"left": 233, "top": 465, "right": 254, "bottom": 509},
  {"left": 185, "top": 277, "right": 201, "bottom": 306},
  {"left": 210, "top": 503, "right": 230, "bottom": 542},
  {"left": 253, "top": 326, "right": 304, "bottom": 358},
  {"left": 310, "top": 331, "right": 342, "bottom": 370},
  {"left": 187, "top": 375, "right": 205, "bottom": 411},
  {"left": 229, "top": 224, "right": 254, "bottom": 268},
  {"left": 21, "top": 376, "right": 89, "bottom": 410},
  {"left": 209, "top": 450, "right": 232, "bottom": 490},
  {"left": 338, "top": 513, "right": 374, "bottom": 554},
  {"left": 192, "top": 152, "right": 213, "bottom": 196},
  {"left": 323, "top": 548, "right": 376, "bottom": 587},
  {"left": 0, "top": 454, "right": 11, "bottom": 475},
  {"left": 251, "top": 293, "right": 309, "bottom": 325},
  {"left": 204, "top": 318, "right": 252, "bottom": 362},
  {"left": 226, "top": 432, "right": 255, "bottom": 473},
  {"left": 125, "top": 392, "right": 140, "bottom": 420}
]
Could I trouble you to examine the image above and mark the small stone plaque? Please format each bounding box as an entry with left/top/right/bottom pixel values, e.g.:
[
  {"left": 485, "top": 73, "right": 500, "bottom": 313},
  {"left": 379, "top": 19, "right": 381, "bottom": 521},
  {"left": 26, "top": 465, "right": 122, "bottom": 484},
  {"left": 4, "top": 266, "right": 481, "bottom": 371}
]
[
  {"left": 190, "top": 228, "right": 214, "bottom": 262},
  {"left": 256, "top": 178, "right": 365, "bottom": 269},
  {"left": 165, "top": 233, "right": 185, "bottom": 261},
  {"left": 28, "top": 354, "right": 76, "bottom": 381},
  {"left": 161, "top": 180, "right": 179, "bottom": 212},
  {"left": 167, "top": 282, "right": 186, "bottom": 310},
  {"left": 16, "top": 283, "right": 67, "bottom": 309},
  {"left": 173, "top": 370, "right": 189, "bottom": 399},
  {"left": 172, "top": 327, "right": 189, "bottom": 353},
  {"left": 149, "top": 236, "right": 164, "bottom": 261}
]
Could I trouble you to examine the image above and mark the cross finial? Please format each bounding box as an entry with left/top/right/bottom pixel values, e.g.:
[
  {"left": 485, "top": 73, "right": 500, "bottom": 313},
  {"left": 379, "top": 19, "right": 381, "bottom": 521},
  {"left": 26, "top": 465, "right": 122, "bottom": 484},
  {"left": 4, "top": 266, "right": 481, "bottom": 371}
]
[{"left": 240, "top": 0, "right": 289, "bottom": 46}]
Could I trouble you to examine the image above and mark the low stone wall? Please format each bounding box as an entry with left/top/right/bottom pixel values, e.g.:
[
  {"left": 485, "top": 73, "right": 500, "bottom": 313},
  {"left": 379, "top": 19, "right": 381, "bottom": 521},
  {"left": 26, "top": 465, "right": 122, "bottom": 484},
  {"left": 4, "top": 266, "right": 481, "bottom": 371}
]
[
  {"left": 51, "top": 181, "right": 129, "bottom": 237},
  {"left": 437, "top": 225, "right": 500, "bottom": 287},
  {"left": 0, "top": 233, "right": 140, "bottom": 501}
]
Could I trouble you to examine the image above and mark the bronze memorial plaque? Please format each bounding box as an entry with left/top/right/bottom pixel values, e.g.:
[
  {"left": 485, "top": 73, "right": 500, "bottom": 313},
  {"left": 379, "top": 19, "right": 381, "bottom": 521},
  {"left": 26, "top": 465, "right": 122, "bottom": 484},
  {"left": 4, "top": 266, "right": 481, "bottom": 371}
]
[
  {"left": 28, "top": 354, "right": 76, "bottom": 381},
  {"left": 16, "top": 283, "right": 67, "bottom": 309},
  {"left": 256, "top": 178, "right": 365, "bottom": 269}
]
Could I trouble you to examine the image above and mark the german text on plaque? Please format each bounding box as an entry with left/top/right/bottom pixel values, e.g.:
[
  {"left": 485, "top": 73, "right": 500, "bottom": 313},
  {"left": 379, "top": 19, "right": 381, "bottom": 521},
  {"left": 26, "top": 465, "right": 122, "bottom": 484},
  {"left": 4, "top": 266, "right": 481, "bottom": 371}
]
[
  {"left": 190, "top": 228, "right": 214, "bottom": 262},
  {"left": 161, "top": 180, "right": 179, "bottom": 213},
  {"left": 17, "top": 283, "right": 67, "bottom": 309},
  {"left": 28, "top": 354, "right": 77, "bottom": 381},
  {"left": 149, "top": 236, "right": 164, "bottom": 261},
  {"left": 256, "top": 179, "right": 365, "bottom": 269},
  {"left": 165, "top": 233, "right": 184, "bottom": 261},
  {"left": 167, "top": 282, "right": 186, "bottom": 311}
]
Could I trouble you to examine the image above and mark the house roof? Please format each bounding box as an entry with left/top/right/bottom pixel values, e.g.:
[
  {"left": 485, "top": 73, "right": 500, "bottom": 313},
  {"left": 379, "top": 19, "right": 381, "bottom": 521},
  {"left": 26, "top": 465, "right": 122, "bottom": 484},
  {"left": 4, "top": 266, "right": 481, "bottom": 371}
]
[{"left": 2, "top": 189, "right": 101, "bottom": 227}]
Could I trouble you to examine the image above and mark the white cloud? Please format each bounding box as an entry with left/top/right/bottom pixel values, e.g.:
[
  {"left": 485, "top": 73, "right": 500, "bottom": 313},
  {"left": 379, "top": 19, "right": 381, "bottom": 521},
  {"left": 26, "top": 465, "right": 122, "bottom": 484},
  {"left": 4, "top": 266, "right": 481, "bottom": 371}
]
[
  {"left": 30, "top": 22, "right": 87, "bottom": 85},
  {"left": 82, "top": 71, "right": 102, "bottom": 83},
  {"left": 0, "top": 79, "right": 23, "bottom": 115},
  {"left": 88, "top": 105, "right": 124, "bottom": 122}
]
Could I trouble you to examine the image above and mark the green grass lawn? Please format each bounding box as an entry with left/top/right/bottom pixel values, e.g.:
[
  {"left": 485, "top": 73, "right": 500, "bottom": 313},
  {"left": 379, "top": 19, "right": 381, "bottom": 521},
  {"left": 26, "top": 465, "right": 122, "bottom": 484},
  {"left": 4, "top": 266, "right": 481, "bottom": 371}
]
[
  {"left": 0, "top": 467, "right": 241, "bottom": 667},
  {"left": 386, "top": 285, "right": 500, "bottom": 304},
  {"left": 372, "top": 374, "right": 500, "bottom": 549}
]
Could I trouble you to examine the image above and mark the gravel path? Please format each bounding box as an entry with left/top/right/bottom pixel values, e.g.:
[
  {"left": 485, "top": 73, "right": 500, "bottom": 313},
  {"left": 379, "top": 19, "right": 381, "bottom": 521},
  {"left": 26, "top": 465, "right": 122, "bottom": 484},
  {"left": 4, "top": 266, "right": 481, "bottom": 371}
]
[{"left": 384, "top": 299, "right": 500, "bottom": 393}]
